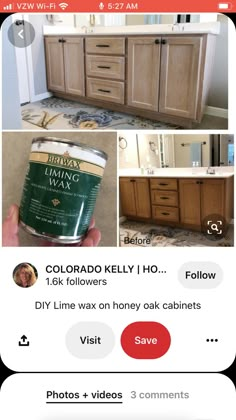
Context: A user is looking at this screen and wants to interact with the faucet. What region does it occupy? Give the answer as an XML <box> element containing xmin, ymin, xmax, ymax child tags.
<box><xmin>146</xmin><ymin>166</ymin><xmax>154</xmax><ymax>175</ymax></box>
<box><xmin>206</xmin><ymin>166</ymin><xmax>215</xmax><ymax>175</ymax></box>
<box><xmin>81</xmin><ymin>25</ymin><xmax>88</xmax><ymax>34</ymax></box>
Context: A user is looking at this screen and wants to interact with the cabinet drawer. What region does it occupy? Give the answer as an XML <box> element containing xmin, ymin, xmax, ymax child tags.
<box><xmin>151</xmin><ymin>190</ymin><xmax>178</xmax><ymax>207</ymax></box>
<box><xmin>152</xmin><ymin>206</ymin><xmax>179</xmax><ymax>222</ymax></box>
<box><xmin>150</xmin><ymin>178</ymin><xmax>178</xmax><ymax>191</ymax></box>
<box><xmin>86</xmin><ymin>37</ymin><xmax>125</xmax><ymax>55</ymax></box>
<box><xmin>86</xmin><ymin>55</ymin><xmax>125</xmax><ymax>80</ymax></box>
<box><xmin>86</xmin><ymin>77</ymin><xmax>124</xmax><ymax>104</ymax></box>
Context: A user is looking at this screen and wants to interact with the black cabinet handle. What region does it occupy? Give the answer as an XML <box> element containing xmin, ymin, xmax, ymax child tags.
<box><xmin>97</xmin><ymin>65</ymin><xmax>111</xmax><ymax>69</ymax></box>
<box><xmin>58</xmin><ymin>39</ymin><xmax>66</xmax><ymax>43</ymax></box>
<box><xmin>159</xmin><ymin>183</ymin><xmax>168</xmax><ymax>186</ymax></box>
<box><xmin>98</xmin><ymin>89</ymin><xmax>111</xmax><ymax>93</ymax></box>
<box><xmin>58</xmin><ymin>39</ymin><xmax>62</xmax><ymax>42</ymax></box>
<box><xmin>161</xmin><ymin>212</ymin><xmax>170</xmax><ymax>216</ymax></box>
<box><xmin>160</xmin><ymin>197</ymin><xmax>169</xmax><ymax>200</ymax></box>
<box><xmin>155</xmin><ymin>39</ymin><xmax>160</xmax><ymax>44</ymax></box>
<box><xmin>96</xmin><ymin>44</ymin><xmax>110</xmax><ymax>47</ymax></box>
<box><xmin>196</xmin><ymin>181</ymin><xmax>203</xmax><ymax>184</ymax></box>
<box><xmin>161</xmin><ymin>39</ymin><xmax>167</xmax><ymax>45</ymax></box>
<box><xmin>130</xmin><ymin>180</ymin><xmax>136</xmax><ymax>182</ymax></box>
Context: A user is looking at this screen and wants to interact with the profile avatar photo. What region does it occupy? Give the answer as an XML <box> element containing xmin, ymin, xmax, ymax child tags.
<box><xmin>13</xmin><ymin>263</ymin><xmax>38</xmax><ymax>288</ymax></box>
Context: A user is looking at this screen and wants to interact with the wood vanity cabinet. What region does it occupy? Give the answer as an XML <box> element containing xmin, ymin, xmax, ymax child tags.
<box><xmin>150</xmin><ymin>178</ymin><xmax>179</xmax><ymax>223</ymax></box>
<box><xmin>127</xmin><ymin>36</ymin><xmax>203</xmax><ymax>119</ymax></box>
<box><xmin>45</xmin><ymin>36</ymin><xmax>85</xmax><ymax>96</ymax></box>
<box><xmin>120</xmin><ymin>176</ymin><xmax>233</xmax><ymax>230</ymax></box>
<box><xmin>120</xmin><ymin>178</ymin><xmax>151</xmax><ymax>219</ymax></box>
<box><xmin>86</xmin><ymin>37</ymin><xmax>125</xmax><ymax>104</ymax></box>
<box><xmin>44</xmin><ymin>33</ymin><xmax>216</xmax><ymax>127</ymax></box>
<box><xmin>127</xmin><ymin>37</ymin><xmax>161</xmax><ymax>111</ymax></box>
<box><xmin>179</xmin><ymin>178</ymin><xmax>233</xmax><ymax>227</ymax></box>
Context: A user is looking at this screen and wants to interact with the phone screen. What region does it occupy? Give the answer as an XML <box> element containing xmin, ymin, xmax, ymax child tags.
<box><xmin>0</xmin><ymin>2</ymin><xmax>235</xmax><ymax>419</ymax></box>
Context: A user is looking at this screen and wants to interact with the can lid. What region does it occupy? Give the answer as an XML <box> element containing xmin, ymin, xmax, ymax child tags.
<box><xmin>32</xmin><ymin>137</ymin><xmax>108</xmax><ymax>161</ymax></box>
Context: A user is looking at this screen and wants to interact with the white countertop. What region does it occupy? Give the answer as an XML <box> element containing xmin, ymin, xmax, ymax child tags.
<box><xmin>43</xmin><ymin>22</ymin><xmax>220</xmax><ymax>36</ymax></box>
<box><xmin>119</xmin><ymin>167</ymin><xmax>234</xmax><ymax>179</ymax></box>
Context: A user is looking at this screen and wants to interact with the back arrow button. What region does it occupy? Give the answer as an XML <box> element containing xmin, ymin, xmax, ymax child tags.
<box><xmin>18</xmin><ymin>29</ymin><xmax>24</xmax><ymax>39</ymax></box>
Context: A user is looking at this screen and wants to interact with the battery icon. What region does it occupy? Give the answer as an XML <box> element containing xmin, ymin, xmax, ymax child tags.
<box><xmin>218</xmin><ymin>3</ymin><xmax>232</xmax><ymax>9</ymax></box>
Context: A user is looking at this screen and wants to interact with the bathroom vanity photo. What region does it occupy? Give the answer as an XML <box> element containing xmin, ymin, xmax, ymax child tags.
<box><xmin>2</xmin><ymin>13</ymin><xmax>229</xmax><ymax>130</ymax></box>
<box><xmin>119</xmin><ymin>134</ymin><xmax>234</xmax><ymax>247</ymax></box>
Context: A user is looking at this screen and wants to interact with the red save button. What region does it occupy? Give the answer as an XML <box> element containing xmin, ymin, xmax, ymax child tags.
<box><xmin>121</xmin><ymin>322</ymin><xmax>171</xmax><ymax>359</ymax></box>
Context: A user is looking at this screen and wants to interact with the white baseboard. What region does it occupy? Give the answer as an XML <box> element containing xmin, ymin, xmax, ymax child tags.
<box><xmin>119</xmin><ymin>216</ymin><xmax>127</xmax><ymax>224</ymax></box>
<box><xmin>205</xmin><ymin>106</ymin><xmax>228</xmax><ymax>119</ymax></box>
<box><xmin>31</xmin><ymin>92</ymin><xmax>53</xmax><ymax>103</ymax></box>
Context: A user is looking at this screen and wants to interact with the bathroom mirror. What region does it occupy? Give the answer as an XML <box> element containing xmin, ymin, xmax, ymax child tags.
<box><xmin>119</xmin><ymin>134</ymin><xmax>234</xmax><ymax>169</ymax></box>
<box><xmin>74</xmin><ymin>13</ymin><xmax>218</xmax><ymax>28</ymax></box>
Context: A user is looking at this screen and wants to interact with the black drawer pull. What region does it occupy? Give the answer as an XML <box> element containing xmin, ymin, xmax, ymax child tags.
<box><xmin>58</xmin><ymin>39</ymin><xmax>62</xmax><ymax>42</ymax></box>
<box><xmin>130</xmin><ymin>180</ymin><xmax>136</xmax><ymax>182</ymax></box>
<box><xmin>160</xmin><ymin>197</ymin><xmax>169</xmax><ymax>200</ymax></box>
<box><xmin>96</xmin><ymin>44</ymin><xmax>110</xmax><ymax>47</ymax></box>
<box><xmin>161</xmin><ymin>39</ymin><xmax>167</xmax><ymax>45</ymax></box>
<box><xmin>58</xmin><ymin>39</ymin><xmax>66</xmax><ymax>43</ymax></box>
<box><xmin>97</xmin><ymin>65</ymin><xmax>111</xmax><ymax>69</ymax></box>
<box><xmin>98</xmin><ymin>88</ymin><xmax>111</xmax><ymax>93</ymax></box>
<box><xmin>159</xmin><ymin>183</ymin><xmax>168</xmax><ymax>186</ymax></box>
<box><xmin>161</xmin><ymin>212</ymin><xmax>170</xmax><ymax>216</ymax></box>
<box><xmin>155</xmin><ymin>39</ymin><xmax>160</xmax><ymax>44</ymax></box>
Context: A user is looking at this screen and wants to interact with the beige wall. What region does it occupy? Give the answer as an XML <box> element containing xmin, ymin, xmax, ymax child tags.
<box><xmin>119</xmin><ymin>132</ymin><xmax>139</xmax><ymax>169</ymax></box>
<box><xmin>208</xmin><ymin>14</ymin><xmax>228</xmax><ymax>109</ymax></box>
<box><xmin>174</xmin><ymin>134</ymin><xmax>210</xmax><ymax>167</ymax></box>
<box><xmin>2</xmin><ymin>132</ymin><xmax>117</xmax><ymax>247</ymax></box>
<box><xmin>125</xmin><ymin>15</ymin><xmax>145</xmax><ymax>25</ymax></box>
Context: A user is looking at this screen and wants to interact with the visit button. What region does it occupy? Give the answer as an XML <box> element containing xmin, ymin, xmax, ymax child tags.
<box><xmin>121</xmin><ymin>322</ymin><xmax>171</xmax><ymax>359</ymax></box>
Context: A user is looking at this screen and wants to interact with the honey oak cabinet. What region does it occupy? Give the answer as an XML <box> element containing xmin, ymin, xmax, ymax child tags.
<box><xmin>179</xmin><ymin>178</ymin><xmax>233</xmax><ymax>227</ymax></box>
<box><xmin>120</xmin><ymin>176</ymin><xmax>233</xmax><ymax>230</ymax></box>
<box><xmin>120</xmin><ymin>178</ymin><xmax>151</xmax><ymax>219</ymax></box>
<box><xmin>179</xmin><ymin>179</ymin><xmax>202</xmax><ymax>226</ymax></box>
<box><xmin>45</xmin><ymin>37</ymin><xmax>85</xmax><ymax>96</ymax></box>
<box><xmin>150</xmin><ymin>178</ymin><xmax>179</xmax><ymax>223</ymax></box>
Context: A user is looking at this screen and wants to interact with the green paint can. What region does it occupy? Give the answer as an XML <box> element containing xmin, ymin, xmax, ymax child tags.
<box><xmin>19</xmin><ymin>137</ymin><xmax>108</xmax><ymax>244</ymax></box>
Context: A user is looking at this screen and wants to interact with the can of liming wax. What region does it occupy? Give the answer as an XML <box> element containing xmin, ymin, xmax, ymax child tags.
<box><xmin>19</xmin><ymin>137</ymin><xmax>108</xmax><ymax>244</ymax></box>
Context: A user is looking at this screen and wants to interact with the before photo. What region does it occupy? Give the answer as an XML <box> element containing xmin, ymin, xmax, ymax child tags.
<box><xmin>119</xmin><ymin>133</ymin><xmax>234</xmax><ymax>247</ymax></box>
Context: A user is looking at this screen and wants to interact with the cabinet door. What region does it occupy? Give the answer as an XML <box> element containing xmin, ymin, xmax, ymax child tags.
<box><xmin>179</xmin><ymin>179</ymin><xmax>201</xmax><ymax>226</ymax></box>
<box><xmin>120</xmin><ymin>178</ymin><xmax>137</xmax><ymax>216</ymax></box>
<box><xmin>45</xmin><ymin>37</ymin><xmax>65</xmax><ymax>92</ymax></box>
<box><xmin>201</xmin><ymin>179</ymin><xmax>225</xmax><ymax>220</ymax></box>
<box><xmin>64</xmin><ymin>37</ymin><xmax>85</xmax><ymax>96</ymax></box>
<box><xmin>134</xmin><ymin>178</ymin><xmax>151</xmax><ymax>218</ymax></box>
<box><xmin>159</xmin><ymin>37</ymin><xmax>202</xmax><ymax>119</ymax></box>
<box><xmin>127</xmin><ymin>37</ymin><xmax>161</xmax><ymax>111</ymax></box>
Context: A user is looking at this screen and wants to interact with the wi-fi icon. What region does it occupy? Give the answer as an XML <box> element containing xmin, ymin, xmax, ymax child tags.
<box><xmin>59</xmin><ymin>2</ymin><xmax>68</xmax><ymax>10</ymax></box>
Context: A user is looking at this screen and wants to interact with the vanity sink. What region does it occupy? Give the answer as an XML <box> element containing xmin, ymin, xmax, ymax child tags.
<box><xmin>119</xmin><ymin>168</ymin><xmax>234</xmax><ymax>178</ymax></box>
<box><xmin>43</xmin><ymin>22</ymin><xmax>220</xmax><ymax>36</ymax></box>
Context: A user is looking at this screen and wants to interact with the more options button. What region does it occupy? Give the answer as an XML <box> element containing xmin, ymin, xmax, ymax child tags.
<box><xmin>121</xmin><ymin>322</ymin><xmax>171</xmax><ymax>359</ymax></box>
